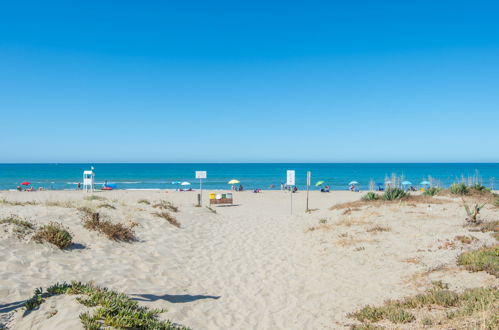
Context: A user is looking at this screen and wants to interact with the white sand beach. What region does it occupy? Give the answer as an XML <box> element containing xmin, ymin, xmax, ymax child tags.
<box><xmin>0</xmin><ymin>190</ymin><xmax>497</xmax><ymax>329</ymax></box>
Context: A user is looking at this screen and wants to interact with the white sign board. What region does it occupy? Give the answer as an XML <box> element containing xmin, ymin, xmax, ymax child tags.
<box><xmin>195</xmin><ymin>171</ymin><xmax>207</xmax><ymax>179</ymax></box>
<box><xmin>286</xmin><ymin>170</ymin><xmax>295</xmax><ymax>186</ymax></box>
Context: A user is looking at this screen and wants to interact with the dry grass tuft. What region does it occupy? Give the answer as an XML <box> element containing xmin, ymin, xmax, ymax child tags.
<box><xmin>82</xmin><ymin>212</ymin><xmax>136</xmax><ymax>241</ymax></box>
<box><xmin>84</xmin><ymin>195</ymin><xmax>106</xmax><ymax>201</ymax></box>
<box><xmin>349</xmin><ymin>282</ymin><xmax>498</xmax><ymax>329</ymax></box>
<box><xmin>98</xmin><ymin>203</ymin><xmax>116</xmax><ymax>210</ymax></box>
<box><xmin>0</xmin><ymin>198</ymin><xmax>38</xmax><ymax>206</ymax></box>
<box><xmin>366</xmin><ymin>225</ymin><xmax>391</xmax><ymax>233</ymax></box>
<box><xmin>335</xmin><ymin>218</ymin><xmax>371</xmax><ymax>227</ymax></box>
<box><xmin>306</xmin><ymin>208</ymin><xmax>319</xmax><ymax>213</ymax></box>
<box><xmin>330</xmin><ymin>195</ymin><xmax>449</xmax><ymax>211</ymax></box>
<box><xmin>138</xmin><ymin>199</ymin><xmax>150</xmax><ymax>205</ymax></box>
<box><xmin>336</xmin><ymin>236</ymin><xmax>378</xmax><ymax>247</ymax></box>
<box><xmin>153</xmin><ymin>200</ymin><xmax>179</xmax><ymax>212</ymax></box>
<box><xmin>152</xmin><ymin>212</ymin><xmax>181</xmax><ymax>228</ymax></box>
<box><xmin>454</xmin><ymin>235</ymin><xmax>477</xmax><ymax>244</ymax></box>
<box><xmin>33</xmin><ymin>222</ymin><xmax>73</xmax><ymax>249</ymax></box>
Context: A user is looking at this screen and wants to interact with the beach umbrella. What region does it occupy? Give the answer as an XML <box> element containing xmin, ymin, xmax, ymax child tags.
<box><xmin>402</xmin><ymin>181</ymin><xmax>412</xmax><ymax>185</ymax></box>
<box><xmin>228</xmin><ymin>179</ymin><xmax>240</xmax><ymax>185</ymax></box>
<box><xmin>315</xmin><ymin>181</ymin><xmax>325</xmax><ymax>187</ymax></box>
<box><xmin>349</xmin><ymin>181</ymin><xmax>359</xmax><ymax>185</ymax></box>
<box><xmin>21</xmin><ymin>182</ymin><xmax>30</xmax><ymax>186</ymax></box>
<box><xmin>385</xmin><ymin>180</ymin><xmax>393</xmax><ymax>184</ymax></box>
<box><xmin>420</xmin><ymin>181</ymin><xmax>431</xmax><ymax>185</ymax></box>
<box><xmin>180</xmin><ymin>181</ymin><xmax>191</xmax><ymax>186</ymax></box>
<box><xmin>376</xmin><ymin>182</ymin><xmax>384</xmax><ymax>186</ymax></box>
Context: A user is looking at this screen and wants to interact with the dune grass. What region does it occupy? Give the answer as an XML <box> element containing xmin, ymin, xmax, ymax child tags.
<box><xmin>349</xmin><ymin>282</ymin><xmax>498</xmax><ymax>329</ymax></box>
<box><xmin>457</xmin><ymin>245</ymin><xmax>498</xmax><ymax>277</ymax></box>
<box><xmin>97</xmin><ymin>203</ymin><xmax>116</xmax><ymax>210</ymax></box>
<box><xmin>330</xmin><ymin>194</ymin><xmax>447</xmax><ymax>211</ymax></box>
<box><xmin>152</xmin><ymin>212</ymin><xmax>181</xmax><ymax>228</ymax></box>
<box><xmin>33</xmin><ymin>222</ymin><xmax>73</xmax><ymax>249</ymax></box>
<box><xmin>153</xmin><ymin>200</ymin><xmax>179</xmax><ymax>212</ymax></box>
<box><xmin>82</xmin><ymin>212</ymin><xmax>136</xmax><ymax>242</ymax></box>
<box><xmin>24</xmin><ymin>281</ymin><xmax>189</xmax><ymax>329</ymax></box>
<box><xmin>84</xmin><ymin>195</ymin><xmax>106</xmax><ymax>201</ymax></box>
<box><xmin>0</xmin><ymin>198</ymin><xmax>38</xmax><ymax>206</ymax></box>
<box><xmin>0</xmin><ymin>215</ymin><xmax>34</xmax><ymax>230</ymax></box>
<box><xmin>138</xmin><ymin>199</ymin><xmax>150</xmax><ymax>205</ymax></box>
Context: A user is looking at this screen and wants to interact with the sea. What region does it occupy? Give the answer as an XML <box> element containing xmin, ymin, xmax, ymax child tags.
<box><xmin>0</xmin><ymin>163</ymin><xmax>498</xmax><ymax>191</ymax></box>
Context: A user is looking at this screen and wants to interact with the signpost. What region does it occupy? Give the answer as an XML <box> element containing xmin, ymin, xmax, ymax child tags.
<box><xmin>306</xmin><ymin>171</ymin><xmax>311</xmax><ymax>212</ymax></box>
<box><xmin>195</xmin><ymin>171</ymin><xmax>207</xmax><ymax>206</ymax></box>
<box><xmin>287</xmin><ymin>170</ymin><xmax>295</xmax><ymax>214</ymax></box>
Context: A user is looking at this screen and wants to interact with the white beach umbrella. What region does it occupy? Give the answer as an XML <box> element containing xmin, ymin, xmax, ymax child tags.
<box><xmin>180</xmin><ymin>182</ymin><xmax>191</xmax><ymax>186</ymax></box>
<box><xmin>349</xmin><ymin>181</ymin><xmax>359</xmax><ymax>185</ymax></box>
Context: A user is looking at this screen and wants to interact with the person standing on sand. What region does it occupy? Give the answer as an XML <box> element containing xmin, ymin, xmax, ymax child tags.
<box><xmin>77</xmin><ymin>182</ymin><xmax>81</xmax><ymax>190</ymax></box>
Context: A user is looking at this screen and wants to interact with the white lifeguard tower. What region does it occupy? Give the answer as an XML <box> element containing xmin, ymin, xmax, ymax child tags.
<box><xmin>83</xmin><ymin>168</ymin><xmax>95</xmax><ymax>193</ymax></box>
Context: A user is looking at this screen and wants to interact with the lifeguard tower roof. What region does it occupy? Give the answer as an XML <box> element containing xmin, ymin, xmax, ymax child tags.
<box><xmin>83</xmin><ymin>170</ymin><xmax>93</xmax><ymax>174</ymax></box>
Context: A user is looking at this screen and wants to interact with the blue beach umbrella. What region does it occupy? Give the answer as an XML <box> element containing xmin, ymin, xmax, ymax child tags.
<box><xmin>402</xmin><ymin>181</ymin><xmax>412</xmax><ymax>185</ymax></box>
<box><xmin>420</xmin><ymin>181</ymin><xmax>431</xmax><ymax>185</ymax></box>
<box><xmin>349</xmin><ymin>181</ymin><xmax>359</xmax><ymax>185</ymax></box>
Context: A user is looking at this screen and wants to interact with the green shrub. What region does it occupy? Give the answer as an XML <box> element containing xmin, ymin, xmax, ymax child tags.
<box><xmin>24</xmin><ymin>282</ymin><xmax>188</xmax><ymax>329</ymax></box>
<box><xmin>382</xmin><ymin>188</ymin><xmax>407</xmax><ymax>200</ymax></box>
<box><xmin>457</xmin><ymin>245</ymin><xmax>498</xmax><ymax>277</ymax></box>
<box><xmin>362</xmin><ymin>192</ymin><xmax>379</xmax><ymax>201</ymax></box>
<box><xmin>423</xmin><ymin>187</ymin><xmax>442</xmax><ymax>196</ymax></box>
<box><xmin>450</xmin><ymin>183</ymin><xmax>468</xmax><ymax>195</ymax></box>
<box><xmin>33</xmin><ymin>222</ymin><xmax>73</xmax><ymax>249</ymax></box>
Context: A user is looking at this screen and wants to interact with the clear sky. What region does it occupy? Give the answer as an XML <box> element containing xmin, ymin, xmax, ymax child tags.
<box><xmin>1</xmin><ymin>1</ymin><xmax>498</xmax><ymax>163</ymax></box>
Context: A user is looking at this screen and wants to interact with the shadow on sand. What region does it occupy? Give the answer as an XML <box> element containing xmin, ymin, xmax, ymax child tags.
<box><xmin>132</xmin><ymin>293</ymin><xmax>220</xmax><ymax>304</ymax></box>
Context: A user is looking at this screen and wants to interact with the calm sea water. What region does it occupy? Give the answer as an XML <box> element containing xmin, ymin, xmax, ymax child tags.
<box><xmin>0</xmin><ymin>163</ymin><xmax>498</xmax><ymax>191</ymax></box>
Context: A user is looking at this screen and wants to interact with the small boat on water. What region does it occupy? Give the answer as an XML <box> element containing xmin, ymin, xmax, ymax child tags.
<box><xmin>101</xmin><ymin>183</ymin><xmax>117</xmax><ymax>190</ymax></box>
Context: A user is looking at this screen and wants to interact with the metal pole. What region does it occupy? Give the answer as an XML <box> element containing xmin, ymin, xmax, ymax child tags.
<box><xmin>290</xmin><ymin>188</ymin><xmax>293</xmax><ymax>215</ymax></box>
<box><xmin>306</xmin><ymin>171</ymin><xmax>310</xmax><ymax>212</ymax></box>
<box><xmin>199</xmin><ymin>179</ymin><xmax>203</xmax><ymax>206</ymax></box>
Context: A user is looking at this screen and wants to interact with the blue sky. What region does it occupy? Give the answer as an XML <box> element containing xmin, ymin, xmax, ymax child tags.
<box><xmin>1</xmin><ymin>1</ymin><xmax>498</xmax><ymax>162</ymax></box>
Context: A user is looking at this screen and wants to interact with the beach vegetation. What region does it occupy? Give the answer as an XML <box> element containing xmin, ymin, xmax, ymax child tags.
<box><xmin>451</xmin><ymin>183</ymin><xmax>469</xmax><ymax>195</ymax></box>
<box><xmin>44</xmin><ymin>200</ymin><xmax>76</xmax><ymax>208</ymax></box>
<box><xmin>462</xmin><ymin>200</ymin><xmax>486</xmax><ymax>224</ymax></box>
<box><xmin>382</xmin><ymin>188</ymin><xmax>407</xmax><ymax>201</ymax></box>
<box><xmin>0</xmin><ymin>198</ymin><xmax>38</xmax><ymax>206</ymax></box>
<box><xmin>457</xmin><ymin>245</ymin><xmax>498</xmax><ymax>277</ymax></box>
<box><xmin>0</xmin><ymin>215</ymin><xmax>35</xmax><ymax>230</ymax></box>
<box><xmin>423</xmin><ymin>187</ymin><xmax>442</xmax><ymax>196</ymax></box>
<box><xmin>82</xmin><ymin>212</ymin><xmax>136</xmax><ymax>241</ymax></box>
<box><xmin>97</xmin><ymin>203</ymin><xmax>116</xmax><ymax>210</ymax></box>
<box><xmin>138</xmin><ymin>199</ymin><xmax>150</xmax><ymax>205</ymax></box>
<box><xmin>153</xmin><ymin>200</ymin><xmax>179</xmax><ymax>212</ymax></box>
<box><xmin>366</xmin><ymin>225</ymin><xmax>391</xmax><ymax>233</ymax></box>
<box><xmin>349</xmin><ymin>282</ymin><xmax>498</xmax><ymax>328</ymax></box>
<box><xmin>362</xmin><ymin>192</ymin><xmax>379</xmax><ymax>201</ymax></box>
<box><xmin>84</xmin><ymin>195</ymin><xmax>106</xmax><ymax>201</ymax></box>
<box><xmin>319</xmin><ymin>218</ymin><xmax>328</xmax><ymax>224</ymax></box>
<box><xmin>468</xmin><ymin>220</ymin><xmax>499</xmax><ymax>241</ymax></box>
<box><xmin>24</xmin><ymin>281</ymin><xmax>189</xmax><ymax>329</ymax></box>
<box><xmin>152</xmin><ymin>212</ymin><xmax>181</xmax><ymax>228</ymax></box>
<box><xmin>33</xmin><ymin>222</ymin><xmax>73</xmax><ymax>249</ymax></box>
<box><xmin>454</xmin><ymin>235</ymin><xmax>477</xmax><ymax>244</ymax></box>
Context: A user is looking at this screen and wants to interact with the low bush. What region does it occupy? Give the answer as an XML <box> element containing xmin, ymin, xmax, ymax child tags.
<box><xmin>349</xmin><ymin>282</ymin><xmax>498</xmax><ymax>328</ymax></box>
<box><xmin>457</xmin><ymin>245</ymin><xmax>498</xmax><ymax>277</ymax></box>
<box><xmin>33</xmin><ymin>222</ymin><xmax>73</xmax><ymax>249</ymax></box>
<box><xmin>382</xmin><ymin>188</ymin><xmax>407</xmax><ymax>201</ymax></box>
<box><xmin>451</xmin><ymin>183</ymin><xmax>468</xmax><ymax>195</ymax></box>
<box><xmin>24</xmin><ymin>282</ymin><xmax>188</xmax><ymax>329</ymax></box>
<box><xmin>84</xmin><ymin>195</ymin><xmax>106</xmax><ymax>201</ymax></box>
<box><xmin>423</xmin><ymin>187</ymin><xmax>442</xmax><ymax>196</ymax></box>
<box><xmin>0</xmin><ymin>215</ymin><xmax>34</xmax><ymax>230</ymax></box>
<box><xmin>152</xmin><ymin>212</ymin><xmax>181</xmax><ymax>228</ymax></box>
<box><xmin>153</xmin><ymin>200</ymin><xmax>179</xmax><ymax>212</ymax></box>
<box><xmin>82</xmin><ymin>212</ymin><xmax>136</xmax><ymax>242</ymax></box>
<box><xmin>138</xmin><ymin>199</ymin><xmax>150</xmax><ymax>205</ymax></box>
<box><xmin>97</xmin><ymin>203</ymin><xmax>116</xmax><ymax>210</ymax></box>
<box><xmin>362</xmin><ymin>192</ymin><xmax>379</xmax><ymax>201</ymax></box>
